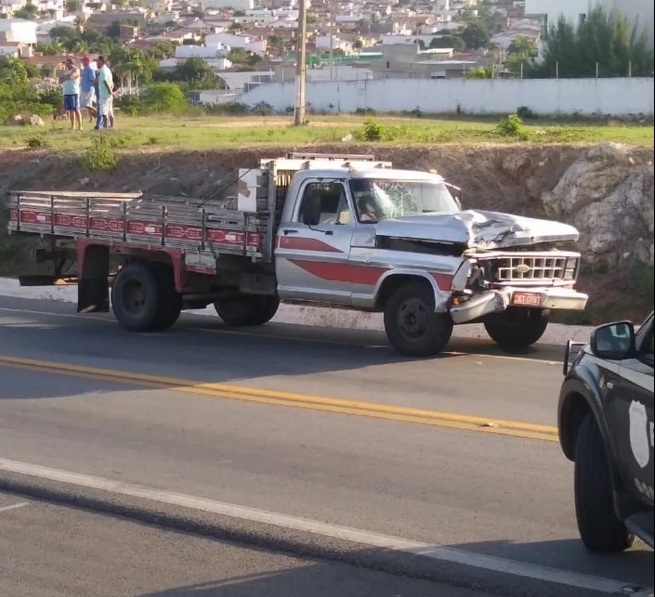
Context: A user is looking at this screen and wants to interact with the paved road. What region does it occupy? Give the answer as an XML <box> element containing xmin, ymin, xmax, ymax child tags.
<box><xmin>0</xmin><ymin>492</ymin><xmax>489</xmax><ymax>597</ymax></box>
<box><xmin>0</xmin><ymin>297</ymin><xmax>652</xmax><ymax>597</ymax></box>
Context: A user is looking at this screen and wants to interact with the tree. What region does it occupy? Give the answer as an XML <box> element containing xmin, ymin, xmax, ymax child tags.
<box><xmin>154</xmin><ymin>57</ymin><xmax>226</xmax><ymax>90</ymax></box>
<box><xmin>107</xmin><ymin>21</ymin><xmax>123</xmax><ymax>39</ymax></box>
<box><xmin>14</xmin><ymin>5</ymin><xmax>38</xmax><ymax>19</ymax></box>
<box><xmin>508</xmin><ymin>36</ymin><xmax>537</xmax><ymax>58</ymax></box>
<box><xmin>0</xmin><ymin>55</ymin><xmax>32</xmax><ymax>86</ymax></box>
<box><xmin>429</xmin><ymin>33</ymin><xmax>465</xmax><ymax>52</ymax></box>
<box><xmin>35</xmin><ymin>42</ymin><xmax>62</xmax><ymax>55</ymax></box>
<box><xmin>465</xmin><ymin>66</ymin><xmax>492</xmax><ymax>79</ymax></box>
<box><xmin>532</xmin><ymin>6</ymin><xmax>653</xmax><ymax>78</ymax></box>
<box><xmin>149</xmin><ymin>41</ymin><xmax>176</xmax><ymax>60</ymax></box>
<box><xmin>462</xmin><ymin>21</ymin><xmax>491</xmax><ymax>49</ymax></box>
<box><xmin>267</xmin><ymin>35</ymin><xmax>284</xmax><ymax>50</ymax></box>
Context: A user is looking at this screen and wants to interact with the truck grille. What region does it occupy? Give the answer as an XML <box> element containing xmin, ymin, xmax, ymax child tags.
<box><xmin>494</xmin><ymin>255</ymin><xmax>573</xmax><ymax>283</ymax></box>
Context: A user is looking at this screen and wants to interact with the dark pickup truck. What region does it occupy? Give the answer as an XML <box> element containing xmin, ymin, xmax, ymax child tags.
<box><xmin>558</xmin><ymin>311</ymin><xmax>654</xmax><ymax>552</ymax></box>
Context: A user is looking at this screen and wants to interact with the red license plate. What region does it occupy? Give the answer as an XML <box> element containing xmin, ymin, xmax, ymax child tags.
<box><xmin>512</xmin><ymin>292</ymin><xmax>542</xmax><ymax>306</ymax></box>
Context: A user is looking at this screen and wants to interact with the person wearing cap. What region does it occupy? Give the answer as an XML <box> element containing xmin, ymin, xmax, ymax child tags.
<box><xmin>80</xmin><ymin>55</ymin><xmax>97</xmax><ymax>123</ymax></box>
<box><xmin>59</xmin><ymin>57</ymin><xmax>82</xmax><ymax>131</ymax></box>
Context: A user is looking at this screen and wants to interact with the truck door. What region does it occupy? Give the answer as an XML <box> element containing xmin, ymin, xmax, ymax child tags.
<box><xmin>275</xmin><ymin>180</ymin><xmax>356</xmax><ymax>305</ymax></box>
<box><xmin>609</xmin><ymin>315</ymin><xmax>654</xmax><ymax>506</ymax></box>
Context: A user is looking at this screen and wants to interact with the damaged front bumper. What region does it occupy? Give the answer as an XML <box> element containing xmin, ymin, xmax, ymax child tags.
<box><xmin>449</xmin><ymin>287</ymin><xmax>589</xmax><ymax>325</ymax></box>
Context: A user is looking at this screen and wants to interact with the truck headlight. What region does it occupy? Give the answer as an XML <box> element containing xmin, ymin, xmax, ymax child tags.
<box><xmin>564</xmin><ymin>258</ymin><xmax>579</xmax><ymax>281</ymax></box>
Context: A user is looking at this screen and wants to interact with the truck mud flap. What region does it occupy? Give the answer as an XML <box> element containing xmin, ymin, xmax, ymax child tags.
<box><xmin>78</xmin><ymin>277</ymin><xmax>109</xmax><ymax>313</ymax></box>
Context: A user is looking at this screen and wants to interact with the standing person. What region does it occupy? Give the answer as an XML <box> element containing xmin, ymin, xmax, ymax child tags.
<box><xmin>95</xmin><ymin>55</ymin><xmax>114</xmax><ymax>130</ymax></box>
<box><xmin>59</xmin><ymin>57</ymin><xmax>83</xmax><ymax>131</ymax></box>
<box><xmin>80</xmin><ymin>55</ymin><xmax>97</xmax><ymax>124</ymax></box>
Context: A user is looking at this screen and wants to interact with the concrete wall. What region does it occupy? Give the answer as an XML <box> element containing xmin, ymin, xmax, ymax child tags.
<box><xmin>239</xmin><ymin>77</ymin><xmax>655</xmax><ymax>116</ymax></box>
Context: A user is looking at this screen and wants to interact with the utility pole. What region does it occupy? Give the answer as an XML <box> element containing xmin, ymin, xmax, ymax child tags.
<box><xmin>329</xmin><ymin>0</ymin><xmax>334</xmax><ymax>82</ymax></box>
<box><xmin>294</xmin><ymin>0</ymin><xmax>308</xmax><ymax>126</ymax></box>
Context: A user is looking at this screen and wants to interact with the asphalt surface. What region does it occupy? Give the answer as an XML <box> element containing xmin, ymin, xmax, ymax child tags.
<box><xmin>0</xmin><ymin>492</ymin><xmax>489</xmax><ymax>597</ymax></box>
<box><xmin>0</xmin><ymin>296</ymin><xmax>653</xmax><ymax>597</ymax></box>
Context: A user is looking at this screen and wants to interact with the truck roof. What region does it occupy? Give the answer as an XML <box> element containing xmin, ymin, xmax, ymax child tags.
<box><xmin>263</xmin><ymin>154</ymin><xmax>446</xmax><ymax>184</ymax></box>
<box><xmin>291</xmin><ymin>167</ymin><xmax>446</xmax><ymax>184</ymax></box>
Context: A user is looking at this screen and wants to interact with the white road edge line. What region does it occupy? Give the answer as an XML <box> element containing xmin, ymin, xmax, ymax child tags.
<box><xmin>0</xmin><ymin>306</ymin><xmax>561</xmax><ymax>365</ymax></box>
<box><xmin>0</xmin><ymin>457</ymin><xmax>647</xmax><ymax>595</ymax></box>
<box><xmin>0</xmin><ymin>501</ymin><xmax>29</xmax><ymax>513</ymax></box>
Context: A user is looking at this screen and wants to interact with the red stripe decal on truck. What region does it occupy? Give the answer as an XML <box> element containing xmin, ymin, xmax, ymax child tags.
<box><xmin>289</xmin><ymin>260</ymin><xmax>386</xmax><ymax>285</ymax></box>
<box><xmin>290</xmin><ymin>260</ymin><xmax>455</xmax><ymax>290</ymax></box>
<box><xmin>276</xmin><ymin>236</ymin><xmax>343</xmax><ymax>253</ymax></box>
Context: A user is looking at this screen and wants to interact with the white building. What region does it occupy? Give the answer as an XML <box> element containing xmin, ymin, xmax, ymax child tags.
<box><xmin>159</xmin><ymin>56</ymin><xmax>233</xmax><ymax>70</ymax></box>
<box><xmin>201</xmin><ymin>0</ymin><xmax>254</xmax><ymax>10</ymax></box>
<box><xmin>314</xmin><ymin>35</ymin><xmax>352</xmax><ymax>53</ymax></box>
<box><xmin>175</xmin><ymin>42</ymin><xmax>230</xmax><ymax>58</ymax></box>
<box><xmin>0</xmin><ymin>17</ymin><xmax>37</xmax><ymax>43</ymax></box>
<box><xmin>0</xmin><ymin>44</ymin><xmax>20</xmax><ymax>56</ymax></box>
<box><xmin>205</xmin><ymin>32</ymin><xmax>267</xmax><ymax>54</ymax></box>
<box><xmin>525</xmin><ymin>0</ymin><xmax>654</xmax><ymax>45</ymax></box>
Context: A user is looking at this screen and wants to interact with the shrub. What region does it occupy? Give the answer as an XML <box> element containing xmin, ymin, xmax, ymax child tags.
<box><xmin>26</xmin><ymin>135</ymin><xmax>47</xmax><ymax>149</ymax></box>
<box><xmin>75</xmin><ymin>136</ymin><xmax>117</xmax><ymax>171</ymax></box>
<box><xmin>252</xmin><ymin>101</ymin><xmax>274</xmax><ymax>116</ymax></box>
<box><xmin>361</xmin><ymin>119</ymin><xmax>384</xmax><ymax>141</ymax></box>
<box><xmin>204</xmin><ymin>101</ymin><xmax>250</xmax><ymax>115</ymax></box>
<box><xmin>516</xmin><ymin>106</ymin><xmax>538</xmax><ymax>119</ymax></box>
<box><xmin>140</xmin><ymin>82</ymin><xmax>187</xmax><ymax>114</ymax></box>
<box><xmin>494</xmin><ymin>113</ymin><xmax>527</xmax><ymax>138</ymax></box>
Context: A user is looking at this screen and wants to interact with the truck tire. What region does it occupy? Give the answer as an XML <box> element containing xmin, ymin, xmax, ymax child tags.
<box><xmin>484</xmin><ymin>308</ymin><xmax>549</xmax><ymax>349</ymax></box>
<box><xmin>214</xmin><ymin>295</ymin><xmax>280</xmax><ymax>326</ymax></box>
<box><xmin>150</xmin><ymin>262</ymin><xmax>182</xmax><ymax>331</ymax></box>
<box><xmin>574</xmin><ymin>414</ymin><xmax>635</xmax><ymax>552</ymax></box>
<box><xmin>384</xmin><ymin>281</ymin><xmax>453</xmax><ymax>357</ymax></box>
<box><xmin>111</xmin><ymin>261</ymin><xmax>167</xmax><ymax>332</ymax></box>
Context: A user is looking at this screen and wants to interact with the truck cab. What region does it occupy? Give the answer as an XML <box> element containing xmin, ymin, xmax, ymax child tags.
<box><xmin>264</xmin><ymin>155</ymin><xmax>588</xmax><ymax>356</ymax></box>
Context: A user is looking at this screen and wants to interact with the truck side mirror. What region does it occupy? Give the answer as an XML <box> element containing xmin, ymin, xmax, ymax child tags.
<box><xmin>590</xmin><ymin>321</ymin><xmax>636</xmax><ymax>361</ymax></box>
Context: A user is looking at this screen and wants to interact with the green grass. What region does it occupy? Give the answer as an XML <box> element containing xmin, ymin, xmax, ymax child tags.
<box><xmin>1</xmin><ymin>113</ymin><xmax>652</xmax><ymax>152</ymax></box>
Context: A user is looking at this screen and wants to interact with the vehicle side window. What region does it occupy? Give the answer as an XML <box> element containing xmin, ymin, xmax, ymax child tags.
<box><xmin>297</xmin><ymin>182</ymin><xmax>351</xmax><ymax>226</ymax></box>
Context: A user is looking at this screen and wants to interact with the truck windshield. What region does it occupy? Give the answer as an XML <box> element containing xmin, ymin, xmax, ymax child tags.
<box><xmin>349</xmin><ymin>178</ymin><xmax>460</xmax><ymax>223</ymax></box>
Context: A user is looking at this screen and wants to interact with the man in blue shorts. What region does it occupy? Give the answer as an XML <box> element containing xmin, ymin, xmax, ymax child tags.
<box><xmin>59</xmin><ymin>57</ymin><xmax>83</xmax><ymax>130</ymax></box>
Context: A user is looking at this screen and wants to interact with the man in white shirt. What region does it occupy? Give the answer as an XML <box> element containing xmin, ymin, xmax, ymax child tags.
<box><xmin>95</xmin><ymin>55</ymin><xmax>115</xmax><ymax>129</ymax></box>
<box><xmin>58</xmin><ymin>57</ymin><xmax>82</xmax><ymax>131</ymax></box>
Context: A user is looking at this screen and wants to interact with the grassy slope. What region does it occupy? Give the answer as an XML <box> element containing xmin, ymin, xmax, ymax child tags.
<box><xmin>1</xmin><ymin>114</ymin><xmax>653</xmax><ymax>151</ymax></box>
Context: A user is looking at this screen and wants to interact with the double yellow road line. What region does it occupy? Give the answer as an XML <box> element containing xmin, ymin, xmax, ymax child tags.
<box><xmin>0</xmin><ymin>354</ymin><xmax>559</xmax><ymax>442</ymax></box>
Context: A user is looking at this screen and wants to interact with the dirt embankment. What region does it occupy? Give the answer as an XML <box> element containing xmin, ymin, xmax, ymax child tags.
<box><xmin>1</xmin><ymin>143</ymin><xmax>653</xmax><ymax>324</ymax></box>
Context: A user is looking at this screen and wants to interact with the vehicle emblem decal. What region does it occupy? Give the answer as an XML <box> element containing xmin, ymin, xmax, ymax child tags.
<box><xmin>515</xmin><ymin>264</ymin><xmax>531</xmax><ymax>274</ymax></box>
<box><xmin>628</xmin><ymin>400</ymin><xmax>651</xmax><ymax>469</ymax></box>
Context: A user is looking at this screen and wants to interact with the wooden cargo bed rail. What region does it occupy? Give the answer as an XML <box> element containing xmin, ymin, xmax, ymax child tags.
<box><xmin>7</xmin><ymin>190</ymin><xmax>271</xmax><ymax>258</ymax></box>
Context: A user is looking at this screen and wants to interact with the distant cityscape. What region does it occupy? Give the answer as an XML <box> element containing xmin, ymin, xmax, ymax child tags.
<box><xmin>1</xmin><ymin>0</ymin><xmax>653</xmax><ymax>103</ymax></box>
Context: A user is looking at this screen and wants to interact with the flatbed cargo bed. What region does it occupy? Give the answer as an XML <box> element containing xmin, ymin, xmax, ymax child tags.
<box><xmin>7</xmin><ymin>190</ymin><xmax>270</xmax><ymax>260</ymax></box>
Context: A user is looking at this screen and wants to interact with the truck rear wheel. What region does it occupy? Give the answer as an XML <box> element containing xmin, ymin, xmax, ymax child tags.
<box><xmin>214</xmin><ymin>295</ymin><xmax>280</xmax><ymax>326</ymax></box>
<box><xmin>150</xmin><ymin>263</ymin><xmax>182</xmax><ymax>331</ymax></box>
<box><xmin>384</xmin><ymin>281</ymin><xmax>453</xmax><ymax>357</ymax></box>
<box><xmin>111</xmin><ymin>261</ymin><xmax>180</xmax><ymax>332</ymax></box>
<box><xmin>484</xmin><ymin>307</ymin><xmax>549</xmax><ymax>349</ymax></box>
<box><xmin>574</xmin><ymin>414</ymin><xmax>635</xmax><ymax>552</ymax></box>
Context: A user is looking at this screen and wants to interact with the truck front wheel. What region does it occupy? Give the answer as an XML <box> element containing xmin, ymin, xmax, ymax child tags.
<box><xmin>574</xmin><ymin>414</ymin><xmax>635</xmax><ymax>552</ymax></box>
<box><xmin>484</xmin><ymin>307</ymin><xmax>549</xmax><ymax>349</ymax></box>
<box><xmin>214</xmin><ymin>295</ymin><xmax>280</xmax><ymax>326</ymax></box>
<box><xmin>384</xmin><ymin>282</ymin><xmax>453</xmax><ymax>357</ymax></box>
